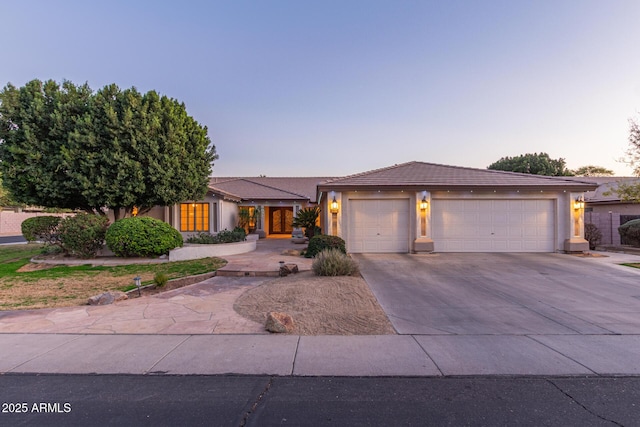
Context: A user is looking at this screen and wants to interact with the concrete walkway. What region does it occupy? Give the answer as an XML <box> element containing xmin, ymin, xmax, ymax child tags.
<box><xmin>2</xmin><ymin>245</ymin><xmax>640</xmax><ymax>377</ymax></box>
<box><xmin>0</xmin><ymin>238</ymin><xmax>311</xmax><ymax>334</ymax></box>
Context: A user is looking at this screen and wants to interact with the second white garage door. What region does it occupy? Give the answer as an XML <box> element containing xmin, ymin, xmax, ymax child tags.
<box><xmin>348</xmin><ymin>199</ymin><xmax>410</xmax><ymax>253</ymax></box>
<box><xmin>431</xmin><ymin>199</ymin><xmax>555</xmax><ymax>252</ymax></box>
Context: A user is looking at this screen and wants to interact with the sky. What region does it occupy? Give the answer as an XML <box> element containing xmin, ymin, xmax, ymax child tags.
<box><xmin>2</xmin><ymin>1</ymin><xmax>640</xmax><ymax>177</ymax></box>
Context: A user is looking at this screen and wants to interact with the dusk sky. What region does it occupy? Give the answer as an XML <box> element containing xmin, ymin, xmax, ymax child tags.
<box><xmin>2</xmin><ymin>1</ymin><xmax>640</xmax><ymax>177</ymax></box>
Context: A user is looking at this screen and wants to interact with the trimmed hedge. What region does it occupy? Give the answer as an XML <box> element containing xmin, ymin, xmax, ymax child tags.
<box><xmin>185</xmin><ymin>229</ymin><xmax>246</xmax><ymax>244</ymax></box>
<box><xmin>21</xmin><ymin>216</ymin><xmax>61</xmax><ymax>244</ymax></box>
<box><xmin>619</xmin><ymin>219</ymin><xmax>640</xmax><ymax>247</ymax></box>
<box><xmin>106</xmin><ymin>217</ymin><xmax>184</xmax><ymax>257</ymax></box>
<box><xmin>306</xmin><ymin>234</ymin><xmax>346</xmax><ymax>258</ymax></box>
<box><xmin>58</xmin><ymin>213</ymin><xmax>109</xmax><ymax>258</ymax></box>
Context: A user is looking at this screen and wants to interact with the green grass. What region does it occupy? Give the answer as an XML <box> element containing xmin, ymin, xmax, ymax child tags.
<box><xmin>0</xmin><ymin>243</ymin><xmax>227</xmax><ymax>310</ymax></box>
<box><xmin>622</xmin><ymin>263</ymin><xmax>640</xmax><ymax>269</ymax></box>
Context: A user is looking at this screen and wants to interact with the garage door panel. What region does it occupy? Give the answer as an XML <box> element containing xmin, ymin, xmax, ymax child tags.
<box><xmin>348</xmin><ymin>199</ymin><xmax>409</xmax><ymax>253</ymax></box>
<box><xmin>432</xmin><ymin>199</ymin><xmax>555</xmax><ymax>252</ymax></box>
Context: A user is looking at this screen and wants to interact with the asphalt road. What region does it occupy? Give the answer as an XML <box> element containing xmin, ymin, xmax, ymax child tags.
<box><xmin>0</xmin><ymin>375</ymin><xmax>638</xmax><ymax>426</ymax></box>
<box><xmin>0</xmin><ymin>235</ymin><xmax>26</xmax><ymax>245</ymax></box>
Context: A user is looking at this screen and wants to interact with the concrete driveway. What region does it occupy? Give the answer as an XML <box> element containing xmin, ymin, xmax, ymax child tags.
<box><xmin>355</xmin><ymin>252</ymin><xmax>640</xmax><ymax>336</ymax></box>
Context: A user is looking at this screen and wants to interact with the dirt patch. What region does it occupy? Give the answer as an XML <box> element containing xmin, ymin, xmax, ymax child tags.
<box><xmin>570</xmin><ymin>253</ymin><xmax>608</xmax><ymax>258</ymax></box>
<box><xmin>234</xmin><ymin>271</ymin><xmax>396</xmax><ymax>335</ymax></box>
<box><xmin>16</xmin><ymin>263</ymin><xmax>59</xmax><ymax>272</ymax></box>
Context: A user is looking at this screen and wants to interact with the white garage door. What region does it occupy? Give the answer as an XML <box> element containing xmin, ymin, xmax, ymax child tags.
<box><xmin>348</xmin><ymin>199</ymin><xmax>410</xmax><ymax>253</ymax></box>
<box><xmin>432</xmin><ymin>199</ymin><xmax>555</xmax><ymax>252</ymax></box>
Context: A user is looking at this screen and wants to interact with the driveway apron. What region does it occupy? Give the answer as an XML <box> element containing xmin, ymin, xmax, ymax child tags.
<box><xmin>354</xmin><ymin>252</ymin><xmax>640</xmax><ymax>336</ymax></box>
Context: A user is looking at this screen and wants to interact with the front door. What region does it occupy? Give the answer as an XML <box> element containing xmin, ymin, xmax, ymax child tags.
<box><xmin>270</xmin><ymin>207</ymin><xmax>294</xmax><ymax>234</ymax></box>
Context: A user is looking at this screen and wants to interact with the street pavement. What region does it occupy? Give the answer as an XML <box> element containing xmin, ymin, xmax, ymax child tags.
<box><xmin>0</xmin><ymin>234</ymin><xmax>26</xmax><ymax>245</ymax></box>
<box><xmin>2</xmin><ymin>374</ymin><xmax>639</xmax><ymax>426</ymax></box>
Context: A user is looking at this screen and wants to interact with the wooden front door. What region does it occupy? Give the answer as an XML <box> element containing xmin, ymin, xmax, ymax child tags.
<box><xmin>269</xmin><ymin>207</ymin><xmax>294</xmax><ymax>234</ymax></box>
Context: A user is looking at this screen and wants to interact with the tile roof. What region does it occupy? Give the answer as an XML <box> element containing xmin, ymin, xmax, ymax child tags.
<box><xmin>572</xmin><ymin>177</ymin><xmax>640</xmax><ymax>203</ymax></box>
<box><xmin>209</xmin><ymin>177</ymin><xmax>333</xmax><ymax>201</ymax></box>
<box><xmin>318</xmin><ymin>161</ymin><xmax>598</xmax><ymax>191</ymax></box>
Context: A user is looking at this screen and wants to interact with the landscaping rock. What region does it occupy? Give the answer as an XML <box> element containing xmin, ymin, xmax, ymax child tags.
<box><xmin>265</xmin><ymin>311</ymin><xmax>295</xmax><ymax>333</ymax></box>
<box><xmin>88</xmin><ymin>291</ymin><xmax>128</xmax><ymax>306</ymax></box>
<box><xmin>281</xmin><ymin>249</ymin><xmax>301</xmax><ymax>256</ymax></box>
<box><xmin>279</xmin><ymin>263</ymin><xmax>299</xmax><ymax>276</ymax></box>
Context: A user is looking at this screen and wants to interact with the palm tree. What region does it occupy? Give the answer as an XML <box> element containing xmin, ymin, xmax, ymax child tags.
<box><xmin>292</xmin><ymin>206</ymin><xmax>321</xmax><ymax>238</ymax></box>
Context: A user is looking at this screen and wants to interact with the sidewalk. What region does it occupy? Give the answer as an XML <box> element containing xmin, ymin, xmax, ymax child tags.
<box><xmin>2</xmin><ymin>245</ymin><xmax>640</xmax><ymax>377</ymax></box>
<box><xmin>2</xmin><ymin>332</ymin><xmax>640</xmax><ymax>376</ymax></box>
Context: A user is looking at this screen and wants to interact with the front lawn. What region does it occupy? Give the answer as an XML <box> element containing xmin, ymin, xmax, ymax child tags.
<box><xmin>0</xmin><ymin>244</ymin><xmax>226</xmax><ymax>310</ymax></box>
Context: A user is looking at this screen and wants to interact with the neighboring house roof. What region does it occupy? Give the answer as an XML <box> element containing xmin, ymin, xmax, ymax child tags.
<box><xmin>574</xmin><ymin>177</ymin><xmax>640</xmax><ymax>204</ymax></box>
<box><xmin>318</xmin><ymin>161</ymin><xmax>598</xmax><ymax>193</ymax></box>
<box><xmin>209</xmin><ymin>177</ymin><xmax>333</xmax><ymax>202</ymax></box>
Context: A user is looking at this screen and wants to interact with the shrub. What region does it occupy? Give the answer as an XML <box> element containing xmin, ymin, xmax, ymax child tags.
<box><xmin>186</xmin><ymin>229</ymin><xmax>246</xmax><ymax>244</ymax></box>
<box><xmin>584</xmin><ymin>223</ymin><xmax>602</xmax><ymax>250</ymax></box>
<box><xmin>306</xmin><ymin>234</ymin><xmax>346</xmax><ymax>258</ymax></box>
<box><xmin>106</xmin><ymin>217</ymin><xmax>183</xmax><ymax>257</ymax></box>
<box><xmin>154</xmin><ymin>272</ymin><xmax>169</xmax><ymax>287</ymax></box>
<box><xmin>21</xmin><ymin>216</ymin><xmax>61</xmax><ymax>244</ymax></box>
<box><xmin>619</xmin><ymin>219</ymin><xmax>640</xmax><ymax>247</ymax></box>
<box><xmin>312</xmin><ymin>248</ymin><xmax>360</xmax><ymax>276</ymax></box>
<box><xmin>292</xmin><ymin>207</ymin><xmax>321</xmax><ymax>238</ymax></box>
<box><xmin>186</xmin><ymin>232</ymin><xmax>218</xmax><ymax>244</ymax></box>
<box><xmin>58</xmin><ymin>213</ymin><xmax>109</xmax><ymax>258</ymax></box>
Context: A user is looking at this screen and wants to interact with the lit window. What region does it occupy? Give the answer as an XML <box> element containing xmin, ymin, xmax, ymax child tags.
<box><xmin>180</xmin><ymin>203</ymin><xmax>209</xmax><ymax>232</ymax></box>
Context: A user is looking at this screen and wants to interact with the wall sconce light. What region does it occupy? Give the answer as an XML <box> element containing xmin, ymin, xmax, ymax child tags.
<box><xmin>419</xmin><ymin>196</ymin><xmax>428</xmax><ymax>210</ymax></box>
<box><xmin>573</xmin><ymin>197</ymin><xmax>584</xmax><ymax>210</ymax></box>
<box><xmin>330</xmin><ymin>196</ymin><xmax>339</xmax><ymax>213</ymax></box>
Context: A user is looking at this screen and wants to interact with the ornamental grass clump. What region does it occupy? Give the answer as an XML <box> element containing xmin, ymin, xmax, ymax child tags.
<box><xmin>312</xmin><ymin>248</ymin><xmax>359</xmax><ymax>276</ymax></box>
<box><xmin>154</xmin><ymin>272</ymin><xmax>169</xmax><ymax>287</ymax></box>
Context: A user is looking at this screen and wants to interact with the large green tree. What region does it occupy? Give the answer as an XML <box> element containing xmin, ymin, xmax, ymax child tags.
<box><xmin>487</xmin><ymin>152</ymin><xmax>574</xmax><ymax>176</ymax></box>
<box><xmin>605</xmin><ymin>117</ymin><xmax>640</xmax><ymax>202</ymax></box>
<box><xmin>0</xmin><ymin>79</ymin><xmax>217</xmax><ymax>219</ymax></box>
<box><xmin>572</xmin><ymin>165</ymin><xmax>614</xmax><ymax>177</ymax></box>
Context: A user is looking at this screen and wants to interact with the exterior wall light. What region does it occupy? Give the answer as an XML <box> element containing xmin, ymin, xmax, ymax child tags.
<box><xmin>573</xmin><ymin>197</ymin><xmax>584</xmax><ymax>210</ymax></box>
<box><xmin>419</xmin><ymin>197</ymin><xmax>428</xmax><ymax>210</ymax></box>
<box><xmin>330</xmin><ymin>196</ymin><xmax>339</xmax><ymax>213</ymax></box>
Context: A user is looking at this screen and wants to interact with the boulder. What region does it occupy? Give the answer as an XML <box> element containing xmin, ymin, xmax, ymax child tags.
<box><xmin>88</xmin><ymin>291</ymin><xmax>128</xmax><ymax>306</ymax></box>
<box><xmin>279</xmin><ymin>263</ymin><xmax>299</xmax><ymax>276</ymax></box>
<box><xmin>265</xmin><ymin>311</ymin><xmax>295</xmax><ymax>333</ymax></box>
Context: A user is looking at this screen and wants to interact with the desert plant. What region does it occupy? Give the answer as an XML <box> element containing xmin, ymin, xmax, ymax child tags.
<box><xmin>584</xmin><ymin>223</ymin><xmax>602</xmax><ymax>250</ymax></box>
<box><xmin>21</xmin><ymin>216</ymin><xmax>62</xmax><ymax>245</ymax></box>
<box><xmin>154</xmin><ymin>272</ymin><xmax>169</xmax><ymax>287</ymax></box>
<box><xmin>58</xmin><ymin>213</ymin><xmax>109</xmax><ymax>258</ymax></box>
<box><xmin>292</xmin><ymin>206</ymin><xmax>321</xmax><ymax>238</ymax></box>
<box><xmin>237</xmin><ymin>206</ymin><xmax>262</xmax><ymax>233</ymax></box>
<box><xmin>312</xmin><ymin>248</ymin><xmax>360</xmax><ymax>276</ymax></box>
<box><xmin>306</xmin><ymin>234</ymin><xmax>346</xmax><ymax>258</ymax></box>
<box><xmin>618</xmin><ymin>219</ymin><xmax>640</xmax><ymax>247</ymax></box>
<box><xmin>106</xmin><ymin>217</ymin><xmax>183</xmax><ymax>257</ymax></box>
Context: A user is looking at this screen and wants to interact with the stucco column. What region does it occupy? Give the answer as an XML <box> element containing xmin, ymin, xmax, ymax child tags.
<box><xmin>413</xmin><ymin>191</ymin><xmax>434</xmax><ymax>253</ymax></box>
<box><xmin>329</xmin><ymin>192</ymin><xmax>342</xmax><ymax>237</ymax></box>
<box><xmin>564</xmin><ymin>192</ymin><xmax>589</xmax><ymax>253</ymax></box>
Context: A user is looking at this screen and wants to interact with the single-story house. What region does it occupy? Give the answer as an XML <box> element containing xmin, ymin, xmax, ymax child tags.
<box><xmin>316</xmin><ymin>162</ymin><xmax>596</xmax><ymax>253</ymax></box>
<box><xmin>163</xmin><ymin>176</ymin><xmax>332</xmax><ymax>237</ymax></box>
<box><xmin>150</xmin><ymin>161</ymin><xmax>597</xmax><ymax>253</ymax></box>
<box><xmin>580</xmin><ymin>177</ymin><xmax>640</xmax><ymax>245</ymax></box>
